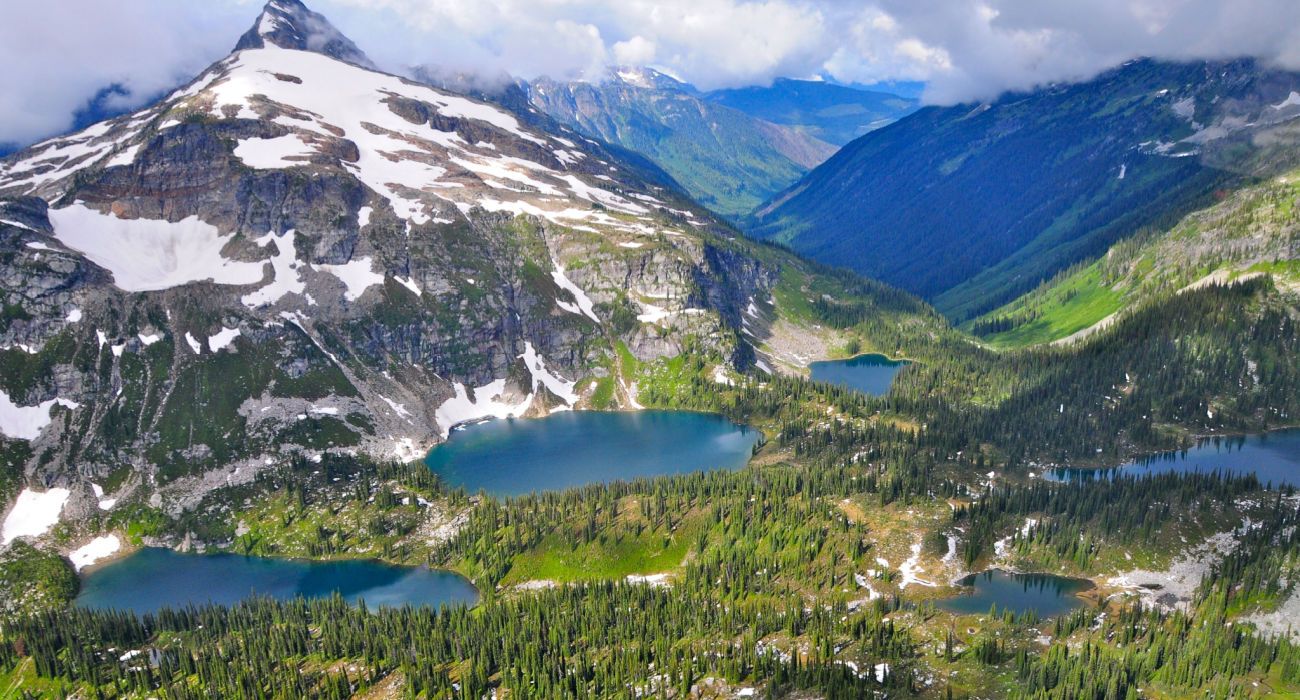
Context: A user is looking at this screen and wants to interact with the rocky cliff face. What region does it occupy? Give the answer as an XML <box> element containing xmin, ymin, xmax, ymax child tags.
<box><xmin>0</xmin><ymin>0</ymin><xmax>783</xmax><ymax>521</ymax></box>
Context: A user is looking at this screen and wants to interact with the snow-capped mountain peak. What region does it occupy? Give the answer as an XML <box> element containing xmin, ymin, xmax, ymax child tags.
<box><xmin>233</xmin><ymin>0</ymin><xmax>374</xmax><ymax>69</ymax></box>
<box><xmin>0</xmin><ymin>0</ymin><xmax>770</xmax><ymax>489</ymax></box>
<box><xmin>607</xmin><ymin>66</ymin><xmax>686</xmax><ymax>91</ymax></box>
<box><xmin>0</xmin><ymin>1</ymin><xmax>667</xmax><ymax>232</ymax></box>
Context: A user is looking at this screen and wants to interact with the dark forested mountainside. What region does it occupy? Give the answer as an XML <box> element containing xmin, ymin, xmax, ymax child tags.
<box><xmin>747</xmin><ymin>58</ymin><xmax>1300</xmax><ymax>321</ymax></box>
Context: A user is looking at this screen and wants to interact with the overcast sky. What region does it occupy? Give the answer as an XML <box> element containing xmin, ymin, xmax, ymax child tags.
<box><xmin>4</xmin><ymin>0</ymin><xmax>1300</xmax><ymax>146</ymax></box>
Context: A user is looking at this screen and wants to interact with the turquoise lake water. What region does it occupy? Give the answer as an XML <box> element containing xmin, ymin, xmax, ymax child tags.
<box><xmin>1049</xmin><ymin>428</ymin><xmax>1300</xmax><ymax>487</ymax></box>
<box><xmin>808</xmin><ymin>353</ymin><xmax>910</xmax><ymax>396</ymax></box>
<box><xmin>939</xmin><ymin>570</ymin><xmax>1092</xmax><ymax>618</ymax></box>
<box><xmin>75</xmin><ymin>548</ymin><xmax>478</xmax><ymax>613</ymax></box>
<box><xmin>425</xmin><ymin>410</ymin><xmax>759</xmax><ymax>497</ymax></box>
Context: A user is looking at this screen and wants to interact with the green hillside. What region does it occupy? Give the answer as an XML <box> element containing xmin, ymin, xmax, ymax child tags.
<box><xmin>974</xmin><ymin>168</ymin><xmax>1300</xmax><ymax>348</ymax></box>
<box><xmin>747</xmin><ymin>58</ymin><xmax>1300</xmax><ymax>322</ymax></box>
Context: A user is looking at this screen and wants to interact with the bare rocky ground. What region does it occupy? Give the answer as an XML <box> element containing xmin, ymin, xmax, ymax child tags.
<box><xmin>1245</xmin><ymin>588</ymin><xmax>1300</xmax><ymax>641</ymax></box>
<box><xmin>1105</xmin><ymin>531</ymin><xmax>1239</xmax><ymax>611</ymax></box>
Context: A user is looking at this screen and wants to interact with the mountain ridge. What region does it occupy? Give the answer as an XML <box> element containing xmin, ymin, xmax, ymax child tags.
<box><xmin>0</xmin><ymin>0</ymin><xmax>884</xmax><ymax>526</ymax></box>
<box><xmin>746</xmin><ymin>57</ymin><xmax>1300</xmax><ymax>321</ymax></box>
<box><xmin>525</xmin><ymin>69</ymin><xmax>837</xmax><ymax>218</ymax></box>
<box><xmin>233</xmin><ymin>0</ymin><xmax>375</xmax><ymax>68</ymax></box>
<box><xmin>704</xmin><ymin>77</ymin><xmax>919</xmax><ymax>146</ymax></box>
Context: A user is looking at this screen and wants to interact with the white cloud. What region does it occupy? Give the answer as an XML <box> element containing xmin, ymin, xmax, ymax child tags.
<box><xmin>0</xmin><ymin>0</ymin><xmax>254</xmax><ymax>146</ymax></box>
<box><xmin>836</xmin><ymin>0</ymin><xmax>1300</xmax><ymax>104</ymax></box>
<box><xmin>612</xmin><ymin>36</ymin><xmax>656</xmax><ymax>67</ymax></box>
<box><xmin>4</xmin><ymin>0</ymin><xmax>1300</xmax><ymax>146</ymax></box>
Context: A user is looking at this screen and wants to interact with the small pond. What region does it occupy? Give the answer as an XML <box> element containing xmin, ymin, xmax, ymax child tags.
<box><xmin>938</xmin><ymin>570</ymin><xmax>1092</xmax><ymax>618</ymax></box>
<box><xmin>809</xmin><ymin>353</ymin><xmax>910</xmax><ymax>396</ymax></box>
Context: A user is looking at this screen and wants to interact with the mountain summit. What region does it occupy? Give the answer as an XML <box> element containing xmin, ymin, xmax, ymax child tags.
<box><xmin>0</xmin><ymin>0</ymin><xmax>832</xmax><ymax>514</ymax></box>
<box><xmin>233</xmin><ymin>0</ymin><xmax>374</xmax><ymax>68</ymax></box>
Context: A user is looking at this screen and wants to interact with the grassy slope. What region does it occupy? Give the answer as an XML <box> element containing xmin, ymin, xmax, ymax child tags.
<box><xmin>974</xmin><ymin>168</ymin><xmax>1300</xmax><ymax>349</ymax></box>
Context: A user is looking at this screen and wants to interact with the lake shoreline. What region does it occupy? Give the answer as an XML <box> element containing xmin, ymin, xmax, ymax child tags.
<box><xmin>823</xmin><ymin>350</ymin><xmax>918</xmax><ymax>364</ymax></box>
<box><xmin>939</xmin><ymin>568</ymin><xmax>1095</xmax><ymax>617</ymax></box>
<box><xmin>426</xmin><ymin>410</ymin><xmax>760</xmax><ymax>498</ymax></box>
<box><xmin>75</xmin><ymin>547</ymin><xmax>480</xmax><ymax>613</ymax></box>
<box><xmin>1036</xmin><ymin>423</ymin><xmax>1300</xmax><ymax>473</ymax></box>
<box><xmin>1045</xmin><ymin>426</ymin><xmax>1300</xmax><ymax>486</ymax></box>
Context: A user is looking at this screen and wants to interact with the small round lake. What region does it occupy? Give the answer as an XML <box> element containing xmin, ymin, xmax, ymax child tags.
<box><xmin>1049</xmin><ymin>428</ymin><xmax>1300</xmax><ymax>488</ymax></box>
<box><xmin>75</xmin><ymin>548</ymin><xmax>478</xmax><ymax>614</ymax></box>
<box><xmin>809</xmin><ymin>353</ymin><xmax>910</xmax><ymax>396</ymax></box>
<box><xmin>939</xmin><ymin>570</ymin><xmax>1092</xmax><ymax>618</ymax></box>
<box><xmin>425</xmin><ymin>410</ymin><xmax>759</xmax><ymax>497</ymax></box>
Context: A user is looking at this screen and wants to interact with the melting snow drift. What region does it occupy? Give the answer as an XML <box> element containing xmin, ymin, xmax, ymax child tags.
<box><xmin>2</xmin><ymin>488</ymin><xmax>70</xmax><ymax>543</ymax></box>
<box><xmin>49</xmin><ymin>204</ymin><xmax>266</xmax><ymax>292</ymax></box>
<box><xmin>69</xmin><ymin>535</ymin><xmax>122</xmax><ymax>571</ymax></box>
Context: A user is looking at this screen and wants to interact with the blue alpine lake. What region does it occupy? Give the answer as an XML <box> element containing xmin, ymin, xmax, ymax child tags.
<box><xmin>425</xmin><ymin>410</ymin><xmax>759</xmax><ymax>497</ymax></box>
<box><xmin>1048</xmin><ymin>428</ymin><xmax>1300</xmax><ymax>487</ymax></box>
<box><xmin>75</xmin><ymin>548</ymin><xmax>478</xmax><ymax>613</ymax></box>
<box><xmin>809</xmin><ymin>353</ymin><xmax>910</xmax><ymax>396</ymax></box>
<box><xmin>939</xmin><ymin>570</ymin><xmax>1092</xmax><ymax>618</ymax></box>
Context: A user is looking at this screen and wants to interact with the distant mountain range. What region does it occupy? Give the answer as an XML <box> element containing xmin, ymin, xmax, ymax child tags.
<box><xmin>704</xmin><ymin>78</ymin><xmax>919</xmax><ymax>146</ymax></box>
<box><xmin>746</xmin><ymin>58</ymin><xmax>1300</xmax><ymax>320</ymax></box>
<box><xmin>525</xmin><ymin>68</ymin><xmax>836</xmax><ymax>218</ymax></box>
<box><xmin>525</xmin><ymin>70</ymin><xmax>916</xmax><ymax>219</ymax></box>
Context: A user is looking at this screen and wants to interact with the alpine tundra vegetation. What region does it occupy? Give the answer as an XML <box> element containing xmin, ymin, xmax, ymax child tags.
<box><xmin>1</xmin><ymin>1</ymin><xmax>1299</xmax><ymax>699</ymax></box>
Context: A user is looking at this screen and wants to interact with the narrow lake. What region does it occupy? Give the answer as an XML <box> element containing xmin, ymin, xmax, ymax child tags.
<box><xmin>809</xmin><ymin>353</ymin><xmax>910</xmax><ymax>396</ymax></box>
<box><xmin>939</xmin><ymin>570</ymin><xmax>1092</xmax><ymax>618</ymax></box>
<box><xmin>425</xmin><ymin>410</ymin><xmax>759</xmax><ymax>497</ymax></box>
<box><xmin>75</xmin><ymin>548</ymin><xmax>478</xmax><ymax>613</ymax></box>
<box><xmin>1049</xmin><ymin>428</ymin><xmax>1300</xmax><ymax>487</ymax></box>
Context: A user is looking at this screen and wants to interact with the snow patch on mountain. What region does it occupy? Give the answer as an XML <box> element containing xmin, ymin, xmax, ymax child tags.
<box><xmin>234</xmin><ymin>135</ymin><xmax>317</xmax><ymax>169</ymax></box>
<box><xmin>393</xmin><ymin>276</ymin><xmax>422</xmax><ymax>297</ymax></box>
<box><xmin>1273</xmin><ymin>91</ymin><xmax>1300</xmax><ymax>110</ymax></box>
<box><xmin>2</xmin><ymin>488</ymin><xmax>70</xmax><ymax>543</ymax></box>
<box><xmin>242</xmin><ymin>231</ymin><xmax>305</xmax><ymax>308</ymax></box>
<box><xmin>209</xmin><ymin>327</ymin><xmax>242</xmax><ymax>351</ymax></box>
<box><xmin>69</xmin><ymin>535</ymin><xmax>121</xmax><ymax>571</ymax></box>
<box><xmin>552</xmin><ymin>267</ymin><xmax>600</xmax><ymax>322</ymax></box>
<box><xmin>104</xmin><ymin>144</ymin><xmax>143</xmax><ymax>169</ymax></box>
<box><xmin>519</xmin><ymin>342</ymin><xmax>577</xmax><ymax>404</ymax></box>
<box><xmin>49</xmin><ymin>204</ymin><xmax>266</xmax><ymax>292</ymax></box>
<box><xmin>637</xmin><ymin>302</ymin><xmax>673</xmax><ymax>325</ymax></box>
<box><xmin>434</xmin><ymin>380</ymin><xmax>533</xmax><ymax>437</ymax></box>
<box><xmin>0</xmin><ymin>391</ymin><xmax>79</xmax><ymax>441</ymax></box>
<box><xmin>91</xmin><ymin>484</ymin><xmax>117</xmax><ymax>511</ymax></box>
<box><xmin>318</xmin><ymin>256</ymin><xmax>385</xmax><ymax>301</ymax></box>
